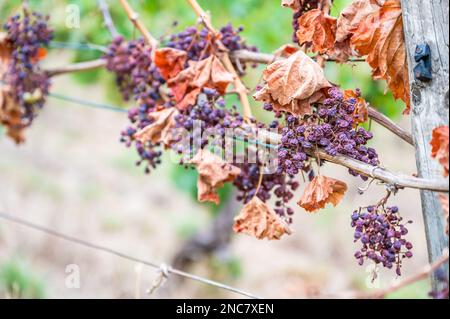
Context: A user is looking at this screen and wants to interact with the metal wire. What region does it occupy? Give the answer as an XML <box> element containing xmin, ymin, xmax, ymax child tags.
<box><xmin>0</xmin><ymin>211</ymin><xmax>262</xmax><ymax>299</ymax></box>
<box><xmin>49</xmin><ymin>93</ymin><xmax>127</xmax><ymax>113</ymax></box>
<box><xmin>49</xmin><ymin>41</ymin><xmax>108</xmax><ymax>53</ymax></box>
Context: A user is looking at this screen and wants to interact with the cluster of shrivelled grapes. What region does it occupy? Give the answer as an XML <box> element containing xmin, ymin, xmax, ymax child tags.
<box><xmin>233</xmin><ymin>161</ymin><xmax>300</xmax><ymax>222</ymax></box>
<box><xmin>319</xmin><ymin>87</ymin><xmax>378</xmax><ymax>179</ymax></box>
<box><xmin>276</xmin><ymin>87</ymin><xmax>378</xmax><ymax>180</ymax></box>
<box><xmin>2</xmin><ymin>9</ymin><xmax>53</xmax><ymax>126</ymax></box>
<box><xmin>166</xmin><ymin>23</ymin><xmax>258</xmax><ymax>74</ymax></box>
<box><xmin>105</xmin><ymin>36</ymin><xmax>167</xmax><ymax>173</ymax></box>
<box><xmin>172</xmin><ymin>88</ymin><xmax>299</xmax><ymax>221</ymax></box>
<box><xmin>351</xmin><ymin>206</ymin><xmax>413</xmax><ymax>276</ymax></box>
<box><xmin>172</xmin><ymin>87</ymin><xmax>244</xmax><ymax>160</ymax></box>
<box><xmin>104</xmin><ymin>36</ymin><xmax>164</xmax><ymax>106</ymax></box>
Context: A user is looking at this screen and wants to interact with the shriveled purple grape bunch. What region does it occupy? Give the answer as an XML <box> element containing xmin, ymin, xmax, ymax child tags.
<box><xmin>104</xmin><ymin>36</ymin><xmax>167</xmax><ymax>173</ymax></box>
<box><xmin>275</xmin><ymin>87</ymin><xmax>378</xmax><ymax>180</ymax></box>
<box><xmin>104</xmin><ymin>36</ymin><xmax>164</xmax><ymax>105</ymax></box>
<box><xmin>173</xmin><ymin>87</ymin><xmax>244</xmax><ymax>160</ymax></box>
<box><xmin>233</xmin><ymin>161</ymin><xmax>299</xmax><ymax>223</ymax></box>
<box><xmin>351</xmin><ymin>205</ymin><xmax>413</xmax><ymax>276</ymax></box>
<box><xmin>2</xmin><ymin>9</ymin><xmax>53</xmax><ymax>129</ymax></box>
<box><xmin>319</xmin><ymin>88</ymin><xmax>378</xmax><ymax>179</ymax></box>
<box><xmin>166</xmin><ymin>23</ymin><xmax>258</xmax><ymax>74</ymax></box>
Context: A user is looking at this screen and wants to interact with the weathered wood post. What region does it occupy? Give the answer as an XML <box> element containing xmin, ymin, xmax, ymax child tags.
<box><xmin>400</xmin><ymin>0</ymin><xmax>449</xmax><ymax>292</ymax></box>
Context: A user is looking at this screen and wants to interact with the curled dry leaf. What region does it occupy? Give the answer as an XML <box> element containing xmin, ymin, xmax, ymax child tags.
<box><xmin>298</xmin><ymin>175</ymin><xmax>348</xmax><ymax>212</ymax></box>
<box><xmin>335</xmin><ymin>0</ymin><xmax>384</xmax><ymax>43</ymax></box>
<box><xmin>154</xmin><ymin>48</ymin><xmax>187</xmax><ymax>80</ymax></box>
<box><xmin>189</xmin><ymin>149</ymin><xmax>241</xmax><ymax>205</ymax></box>
<box><xmin>439</xmin><ymin>194</ymin><xmax>449</xmax><ymax>235</ymax></box>
<box><xmin>168</xmin><ymin>55</ymin><xmax>234</xmax><ymax>111</ymax></box>
<box><xmin>134</xmin><ymin>107</ymin><xmax>178</xmax><ymax>147</ymax></box>
<box><xmin>296</xmin><ymin>9</ymin><xmax>337</xmax><ymax>54</ymax></box>
<box><xmin>350</xmin><ymin>0</ymin><xmax>410</xmax><ymax>113</ymax></box>
<box><xmin>343</xmin><ymin>89</ymin><xmax>369</xmax><ymax>126</ymax></box>
<box><xmin>233</xmin><ymin>196</ymin><xmax>292</xmax><ymax>240</ymax></box>
<box><xmin>430</xmin><ymin>125</ymin><xmax>449</xmax><ymax>177</ymax></box>
<box><xmin>254</xmin><ymin>50</ymin><xmax>331</xmax><ymax>116</ymax></box>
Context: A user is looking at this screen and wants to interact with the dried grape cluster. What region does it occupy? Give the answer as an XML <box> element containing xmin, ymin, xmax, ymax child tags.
<box><xmin>2</xmin><ymin>9</ymin><xmax>53</xmax><ymax>134</ymax></box>
<box><xmin>172</xmin><ymin>88</ymin><xmax>299</xmax><ymax>222</ymax></box>
<box><xmin>166</xmin><ymin>23</ymin><xmax>258</xmax><ymax>74</ymax></box>
<box><xmin>233</xmin><ymin>162</ymin><xmax>299</xmax><ymax>223</ymax></box>
<box><xmin>277</xmin><ymin>87</ymin><xmax>378</xmax><ymax>180</ymax></box>
<box><xmin>104</xmin><ymin>36</ymin><xmax>164</xmax><ymax>106</ymax></box>
<box><xmin>104</xmin><ymin>36</ymin><xmax>167</xmax><ymax>173</ymax></box>
<box><xmin>351</xmin><ymin>205</ymin><xmax>413</xmax><ymax>276</ymax></box>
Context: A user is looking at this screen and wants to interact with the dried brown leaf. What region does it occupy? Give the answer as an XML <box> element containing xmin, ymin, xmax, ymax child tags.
<box><xmin>430</xmin><ymin>125</ymin><xmax>449</xmax><ymax>177</ymax></box>
<box><xmin>233</xmin><ymin>196</ymin><xmax>292</xmax><ymax>240</ymax></box>
<box><xmin>335</xmin><ymin>0</ymin><xmax>384</xmax><ymax>43</ymax></box>
<box><xmin>168</xmin><ymin>55</ymin><xmax>233</xmax><ymax>111</ymax></box>
<box><xmin>134</xmin><ymin>107</ymin><xmax>178</xmax><ymax>147</ymax></box>
<box><xmin>189</xmin><ymin>150</ymin><xmax>241</xmax><ymax>205</ymax></box>
<box><xmin>350</xmin><ymin>0</ymin><xmax>410</xmax><ymax>113</ymax></box>
<box><xmin>296</xmin><ymin>9</ymin><xmax>337</xmax><ymax>54</ymax></box>
<box><xmin>254</xmin><ymin>50</ymin><xmax>331</xmax><ymax>116</ymax></box>
<box><xmin>154</xmin><ymin>48</ymin><xmax>187</xmax><ymax>80</ymax></box>
<box><xmin>298</xmin><ymin>175</ymin><xmax>348</xmax><ymax>212</ymax></box>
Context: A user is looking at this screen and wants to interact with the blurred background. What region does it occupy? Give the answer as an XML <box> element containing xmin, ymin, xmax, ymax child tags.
<box><xmin>0</xmin><ymin>0</ymin><xmax>430</xmax><ymax>298</ymax></box>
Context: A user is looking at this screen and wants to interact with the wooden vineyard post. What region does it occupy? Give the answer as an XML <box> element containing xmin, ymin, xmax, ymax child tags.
<box><xmin>400</xmin><ymin>0</ymin><xmax>449</xmax><ymax>292</ymax></box>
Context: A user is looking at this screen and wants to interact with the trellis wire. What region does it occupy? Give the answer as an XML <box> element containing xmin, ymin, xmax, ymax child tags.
<box><xmin>0</xmin><ymin>211</ymin><xmax>262</xmax><ymax>299</ymax></box>
<box><xmin>49</xmin><ymin>92</ymin><xmax>128</xmax><ymax>113</ymax></box>
<box><xmin>49</xmin><ymin>41</ymin><xmax>108</xmax><ymax>53</ymax></box>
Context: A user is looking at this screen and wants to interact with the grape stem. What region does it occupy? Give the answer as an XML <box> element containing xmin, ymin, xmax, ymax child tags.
<box><xmin>97</xmin><ymin>0</ymin><xmax>120</xmax><ymax>38</ymax></box>
<box><xmin>118</xmin><ymin>0</ymin><xmax>159</xmax><ymax>48</ymax></box>
<box><xmin>44</xmin><ymin>59</ymin><xmax>107</xmax><ymax>77</ymax></box>
<box><xmin>185</xmin><ymin>0</ymin><xmax>253</xmax><ymax>122</ymax></box>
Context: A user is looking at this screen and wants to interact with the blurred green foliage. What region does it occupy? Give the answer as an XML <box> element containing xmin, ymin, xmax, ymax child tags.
<box><xmin>0</xmin><ymin>258</ymin><xmax>46</xmax><ymax>299</ymax></box>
